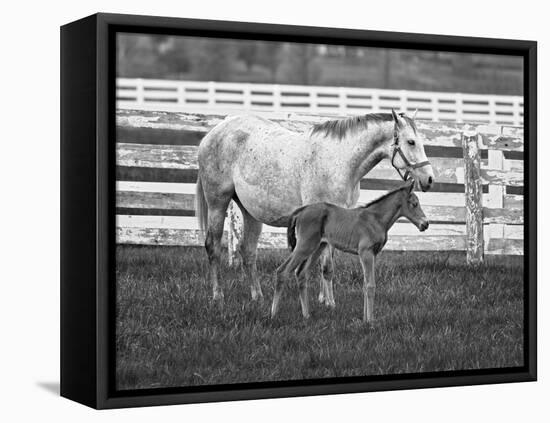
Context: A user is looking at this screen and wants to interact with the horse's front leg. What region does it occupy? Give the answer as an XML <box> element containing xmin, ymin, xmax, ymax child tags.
<box><xmin>359</xmin><ymin>249</ymin><xmax>375</xmax><ymax>323</ymax></box>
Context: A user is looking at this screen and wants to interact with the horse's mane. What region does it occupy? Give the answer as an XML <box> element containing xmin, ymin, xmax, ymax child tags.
<box><xmin>311</xmin><ymin>113</ymin><xmax>417</xmax><ymax>140</ymax></box>
<box><xmin>361</xmin><ymin>183</ymin><xmax>411</xmax><ymax>209</ymax></box>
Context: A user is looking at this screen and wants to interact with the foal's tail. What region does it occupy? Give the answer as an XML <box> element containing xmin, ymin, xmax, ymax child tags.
<box><xmin>287</xmin><ymin>206</ymin><xmax>307</xmax><ymax>251</ymax></box>
<box><xmin>195</xmin><ymin>175</ymin><xmax>208</xmax><ymax>233</ymax></box>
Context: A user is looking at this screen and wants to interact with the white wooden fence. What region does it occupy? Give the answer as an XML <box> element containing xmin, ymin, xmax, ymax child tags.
<box><xmin>115</xmin><ymin>110</ymin><xmax>524</xmax><ymax>261</ymax></box>
<box><xmin>117</xmin><ymin>78</ymin><xmax>524</xmax><ymax>126</ymax></box>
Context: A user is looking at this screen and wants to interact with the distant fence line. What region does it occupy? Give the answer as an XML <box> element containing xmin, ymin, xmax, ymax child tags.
<box><xmin>115</xmin><ymin>109</ymin><xmax>524</xmax><ymax>263</ymax></box>
<box><xmin>117</xmin><ymin>78</ymin><xmax>524</xmax><ymax>126</ymax></box>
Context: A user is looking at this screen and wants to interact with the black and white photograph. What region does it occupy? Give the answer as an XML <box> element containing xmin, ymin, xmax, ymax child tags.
<box><xmin>114</xmin><ymin>30</ymin><xmax>527</xmax><ymax>391</ymax></box>
<box><xmin>3</xmin><ymin>0</ymin><xmax>550</xmax><ymax>417</ymax></box>
<box><xmin>3</xmin><ymin>0</ymin><xmax>547</xmax><ymax>418</ymax></box>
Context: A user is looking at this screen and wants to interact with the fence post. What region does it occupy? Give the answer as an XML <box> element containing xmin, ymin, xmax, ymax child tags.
<box><xmin>486</xmin><ymin>140</ymin><xmax>505</xmax><ymax>252</ymax></box>
<box><xmin>514</xmin><ymin>98</ymin><xmax>523</xmax><ymax>126</ymax></box>
<box><xmin>338</xmin><ymin>87</ymin><xmax>346</xmax><ymax>115</ymax></box>
<box><xmin>399</xmin><ymin>90</ymin><xmax>407</xmax><ymax>113</ymax></box>
<box><xmin>243</xmin><ymin>83</ymin><xmax>252</xmax><ymax>109</ymax></box>
<box><xmin>462</xmin><ymin>131</ymin><xmax>484</xmax><ymax>265</ymax></box>
<box><xmin>431</xmin><ymin>95</ymin><xmax>439</xmax><ymax>122</ymax></box>
<box><xmin>371</xmin><ymin>89</ymin><xmax>380</xmax><ymax>113</ymax></box>
<box><xmin>488</xmin><ymin>96</ymin><xmax>497</xmax><ymax>125</ymax></box>
<box><xmin>207</xmin><ymin>81</ymin><xmax>216</xmax><ymax>108</ymax></box>
<box><xmin>456</xmin><ymin>93</ymin><xmax>464</xmax><ymax>123</ymax></box>
<box><xmin>273</xmin><ymin>85</ymin><xmax>281</xmax><ymax>112</ymax></box>
<box><xmin>177</xmin><ymin>83</ymin><xmax>185</xmax><ymax>108</ymax></box>
<box><xmin>136</xmin><ymin>78</ymin><xmax>145</xmax><ymax>106</ymax></box>
<box><xmin>226</xmin><ymin>201</ymin><xmax>242</xmax><ymax>267</ymax></box>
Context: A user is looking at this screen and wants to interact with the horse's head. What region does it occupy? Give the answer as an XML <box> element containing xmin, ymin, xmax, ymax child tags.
<box><xmin>400</xmin><ymin>180</ymin><xmax>429</xmax><ymax>232</ymax></box>
<box><xmin>390</xmin><ymin>109</ymin><xmax>434</xmax><ymax>192</ymax></box>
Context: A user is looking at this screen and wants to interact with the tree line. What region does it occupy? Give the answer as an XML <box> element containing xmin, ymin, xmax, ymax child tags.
<box><xmin>117</xmin><ymin>34</ymin><xmax>523</xmax><ymax>95</ymax></box>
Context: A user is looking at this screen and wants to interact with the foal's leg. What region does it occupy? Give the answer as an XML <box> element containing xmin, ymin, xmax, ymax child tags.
<box><xmin>295</xmin><ymin>244</ymin><xmax>325</xmax><ymax>319</ymax></box>
<box><xmin>237</xmin><ymin>206</ymin><xmax>264</xmax><ymax>301</ymax></box>
<box><xmin>271</xmin><ymin>254</ymin><xmax>293</xmax><ymax>318</ymax></box>
<box><xmin>358</xmin><ymin>249</ymin><xmax>376</xmax><ymax>323</ymax></box>
<box><xmin>271</xmin><ymin>248</ymin><xmax>314</xmax><ymax>319</ymax></box>
<box><xmin>294</xmin><ymin>260</ymin><xmax>310</xmax><ymax>319</ymax></box>
<box><xmin>319</xmin><ymin>245</ymin><xmax>336</xmax><ymax>308</ymax></box>
<box><xmin>317</xmin><ymin>243</ymin><xmax>328</xmax><ymax>304</ymax></box>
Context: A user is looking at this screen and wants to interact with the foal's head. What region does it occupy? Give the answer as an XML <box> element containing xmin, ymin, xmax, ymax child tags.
<box><xmin>399</xmin><ymin>181</ymin><xmax>429</xmax><ymax>232</ymax></box>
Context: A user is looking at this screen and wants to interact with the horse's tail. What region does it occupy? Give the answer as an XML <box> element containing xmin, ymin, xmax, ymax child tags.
<box><xmin>287</xmin><ymin>206</ymin><xmax>307</xmax><ymax>251</ymax></box>
<box><xmin>195</xmin><ymin>174</ymin><xmax>208</xmax><ymax>233</ymax></box>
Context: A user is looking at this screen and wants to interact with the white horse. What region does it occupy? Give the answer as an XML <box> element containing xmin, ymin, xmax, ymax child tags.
<box><xmin>195</xmin><ymin>110</ymin><xmax>434</xmax><ymax>306</ymax></box>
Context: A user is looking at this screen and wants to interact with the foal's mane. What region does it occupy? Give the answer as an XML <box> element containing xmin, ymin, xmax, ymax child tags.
<box><xmin>311</xmin><ymin>113</ymin><xmax>417</xmax><ymax>140</ymax></box>
<box><xmin>362</xmin><ymin>184</ymin><xmax>410</xmax><ymax>209</ymax></box>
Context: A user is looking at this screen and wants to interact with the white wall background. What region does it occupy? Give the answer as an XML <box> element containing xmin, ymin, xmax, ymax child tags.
<box><xmin>0</xmin><ymin>0</ymin><xmax>546</xmax><ymax>420</ymax></box>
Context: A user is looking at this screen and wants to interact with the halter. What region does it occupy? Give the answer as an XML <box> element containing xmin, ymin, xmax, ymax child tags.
<box><xmin>391</xmin><ymin>127</ymin><xmax>431</xmax><ymax>181</ymax></box>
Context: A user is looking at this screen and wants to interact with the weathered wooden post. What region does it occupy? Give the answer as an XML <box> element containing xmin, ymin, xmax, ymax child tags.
<box><xmin>227</xmin><ymin>200</ymin><xmax>242</xmax><ymax>267</ymax></box>
<box><xmin>485</xmin><ymin>138</ymin><xmax>505</xmax><ymax>254</ymax></box>
<box><xmin>135</xmin><ymin>78</ymin><xmax>145</xmax><ymax>106</ymax></box>
<box><xmin>462</xmin><ymin>131</ymin><xmax>484</xmax><ymax>265</ymax></box>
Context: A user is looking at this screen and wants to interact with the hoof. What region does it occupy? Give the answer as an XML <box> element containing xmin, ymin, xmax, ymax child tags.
<box><xmin>321</xmin><ymin>297</ymin><xmax>336</xmax><ymax>309</ymax></box>
<box><xmin>363</xmin><ymin>318</ymin><xmax>376</xmax><ymax>328</ymax></box>
<box><xmin>229</xmin><ymin>256</ymin><xmax>242</xmax><ymax>269</ymax></box>
<box><xmin>212</xmin><ymin>291</ymin><xmax>224</xmax><ymax>302</ymax></box>
<box><xmin>352</xmin><ymin>317</ymin><xmax>375</xmax><ymax>329</ymax></box>
<box><xmin>350</xmin><ymin>318</ymin><xmax>363</xmax><ymax>328</ymax></box>
<box><xmin>251</xmin><ymin>290</ymin><xmax>264</xmax><ymax>302</ymax></box>
<box><xmin>318</xmin><ymin>292</ymin><xmax>325</xmax><ymax>303</ymax></box>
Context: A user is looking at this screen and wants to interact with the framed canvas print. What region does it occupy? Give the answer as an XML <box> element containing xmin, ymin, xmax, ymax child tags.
<box><xmin>60</xmin><ymin>13</ymin><xmax>537</xmax><ymax>409</ymax></box>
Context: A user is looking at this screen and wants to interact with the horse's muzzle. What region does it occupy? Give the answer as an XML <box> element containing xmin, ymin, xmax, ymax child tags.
<box><xmin>419</xmin><ymin>221</ymin><xmax>429</xmax><ymax>232</ymax></box>
<box><xmin>419</xmin><ymin>176</ymin><xmax>433</xmax><ymax>192</ymax></box>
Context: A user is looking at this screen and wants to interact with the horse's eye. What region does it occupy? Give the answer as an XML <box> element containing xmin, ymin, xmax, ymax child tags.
<box><xmin>407</xmin><ymin>139</ymin><xmax>416</xmax><ymax>146</ymax></box>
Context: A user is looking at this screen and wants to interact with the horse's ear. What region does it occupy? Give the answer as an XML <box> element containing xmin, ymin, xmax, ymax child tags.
<box><xmin>412</xmin><ymin>109</ymin><xmax>418</xmax><ymax>120</ymax></box>
<box><xmin>391</xmin><ymin>109</ymin><xmax>403</xmax><ymax>128</ymax></box>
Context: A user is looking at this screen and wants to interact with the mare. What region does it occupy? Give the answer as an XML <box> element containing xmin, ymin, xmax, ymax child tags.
<box><xmin>195</xmin><ymin>110</ymin><xmax>433</xmax><ymax>306</ymax></box>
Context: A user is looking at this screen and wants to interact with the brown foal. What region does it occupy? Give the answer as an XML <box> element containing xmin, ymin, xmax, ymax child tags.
<box><xmin>271</xmin><ymin>180</ymin><xmax>429</xmax><ymax>323</ymax></box>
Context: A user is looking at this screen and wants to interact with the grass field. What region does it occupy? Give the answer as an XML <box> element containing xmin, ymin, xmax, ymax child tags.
<box><xmin>116</xmin><ymin>245</ymin><xmax>524</xmax><ymax>390</ymax></box>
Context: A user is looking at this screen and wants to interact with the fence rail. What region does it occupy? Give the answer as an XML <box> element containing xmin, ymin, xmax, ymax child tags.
<box><xmin>117</xmin><ymin>78</ymin><xmax>524</xmax><ymax>126</ymax></box>
<box><xmin>115</xmin><ymin>110</ymin><xmax>524</xmax><ymax>261</ymax></box>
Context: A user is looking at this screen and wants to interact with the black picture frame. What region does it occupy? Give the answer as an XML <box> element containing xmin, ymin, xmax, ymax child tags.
<box><xmin>60</xmin><ymin>12</ymin><xmax>537</xmax><ymax>409</ymax></box>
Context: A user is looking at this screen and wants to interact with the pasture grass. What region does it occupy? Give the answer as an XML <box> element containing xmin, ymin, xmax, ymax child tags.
<box><xmin>116</xmin><ymin>246</ymin><xmax>524</xmax><ymax>390</ymax></box>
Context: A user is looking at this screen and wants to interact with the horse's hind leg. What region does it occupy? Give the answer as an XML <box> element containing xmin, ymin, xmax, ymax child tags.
<box><xmin>236</xmin><ymin>205</ymin><xmax>264</xmax><ymax>301</ymax></box>
<box><xmin>319</xmin><ymin>244</ymin><xmax>336</xmax><ymax>308</ymax></box>
<box><xmin>204</xmin><ymin>195</ymin><xmax>233</xmax><ymax>302</ymax></box>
